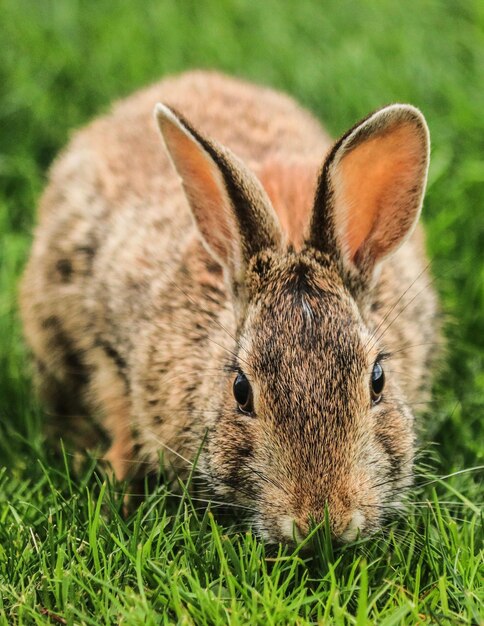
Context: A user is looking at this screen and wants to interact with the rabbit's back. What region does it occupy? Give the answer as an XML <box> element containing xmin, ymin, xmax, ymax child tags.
<box><xmin>39</xmin><ymin>70</ymin><xmax>329</xmax><ymax>215</ymax></box>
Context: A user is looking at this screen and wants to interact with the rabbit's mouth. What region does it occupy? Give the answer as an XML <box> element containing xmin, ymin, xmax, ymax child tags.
<box><xmin>275</xmin><ymin>509</ymin><xmax>367</xmax><ymax>545</ymax></box>
<box><xmin>250</xmin><ymin>509</ymin><xmax>370</xmax><ymax>547</ymax></box>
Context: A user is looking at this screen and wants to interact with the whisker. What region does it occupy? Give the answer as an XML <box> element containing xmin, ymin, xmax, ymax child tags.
<box><xmin>365</xmin><ymin>260</ymin><xmax>433</xmax><ymax>351</ymax></box>
<box><xmin>248</xmin><ymin>466</ymin><xmax>290</xmax><ymax>497</ymax></box>
<box><xmin>143</xmin><ymin>427</ymin><xmax>257</xmax><ymax>503</ymax></box>
<box><xmin>114</xmin><ymin>490</ymin><xmax>259</xmax><ymax>514</ymax></box>
<box><xmin>387</xmin><ymin>341</ymin><xmax>444</xmax><ymax>357</ymax></box>
<box><xmin>152</xmin><ymin>318</ymin><xmax>249</xmax><ymax>369</ymax></box>
<box><xmin>369</xmin><ymin>271</ymin><xmax>441</xmax><ymax>351</ymax></box>
<box><xmin>163</xmin><ymin>271</ymin><xmax>246</xmax><ymax>355</ymax></box>
<box><xmin>416</xmin><ymin>466</ymin><xmax>484</xmax><ymax>488</ymax></box>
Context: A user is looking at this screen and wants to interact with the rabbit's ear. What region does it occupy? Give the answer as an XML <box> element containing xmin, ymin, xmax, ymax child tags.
<box><xmin>155</xmin><ymin>104</ymin><xmax>282</xmax><ymax>281</ymax></box>
<box><xmin>308</xmin><ymin>104</ymin><xmax>429</xmax><ymax>282</ymax></box>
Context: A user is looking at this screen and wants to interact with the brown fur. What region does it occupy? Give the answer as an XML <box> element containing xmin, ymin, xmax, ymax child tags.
<box><xmin>257</xmin><ymin>158</ymin><xmax>319</xmax><ymax>249</ymax></box>
<box><xmin>20</xmin><ymin>71</ymin><xmax>441</xmax><ymax>543</ymax></box>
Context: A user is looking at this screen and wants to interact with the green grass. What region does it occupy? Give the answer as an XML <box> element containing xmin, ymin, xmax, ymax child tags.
<box><xmin>0</xmin><ymin>0</ymin><xmax>482</xmax><ymax>623</ymax></box>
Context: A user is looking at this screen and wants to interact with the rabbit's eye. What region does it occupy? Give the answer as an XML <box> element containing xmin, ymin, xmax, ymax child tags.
<box><xmin>371</xmin><ymin>361</ymin><xmax>385</xmax><ymax>403</ymax></box>
<box><xmin>233</xmin><ymin>373</ymin><xmax>254</xmax><ymax>414</ymax></box>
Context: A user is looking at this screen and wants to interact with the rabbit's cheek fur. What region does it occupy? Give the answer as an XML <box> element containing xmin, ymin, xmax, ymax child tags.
<box><xmin>214</xmin><ymin>402</ymin><xmax>415</xmax><ymax>543</ymax></box>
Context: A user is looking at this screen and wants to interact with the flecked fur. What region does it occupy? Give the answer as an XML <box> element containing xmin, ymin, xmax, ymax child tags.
<box><xmin>20</xmin><ymin>71</ymin><xmax>440</xmax><ymax>543</ymax></box>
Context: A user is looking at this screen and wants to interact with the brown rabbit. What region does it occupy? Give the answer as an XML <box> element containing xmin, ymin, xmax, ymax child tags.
<box><xmin>20</xmin><ymin>70</ymin><xmax>440</xmax><ymax>543</ymax></box>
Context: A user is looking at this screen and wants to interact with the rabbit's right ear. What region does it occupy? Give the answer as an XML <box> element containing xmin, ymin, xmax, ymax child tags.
<box><xmin>155</xmin><ymin>104</ymin><xmax>282</xmax><ymax>284</ymax></box>
<box><xmin>308</xmin><ymin>104</ymin><xmax>430</xmax><ymax>286</ymax></box>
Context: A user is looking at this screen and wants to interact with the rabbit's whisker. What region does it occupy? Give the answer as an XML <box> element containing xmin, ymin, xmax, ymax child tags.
<box><xmin>369</xmin><ymin>272</ymin><xmax>441</xmax><ymax>351</ymax></box>
<box><xmin>365</xmin><ymin>259</ymin><xmax>433</xmax><ymax>351</ymax></box>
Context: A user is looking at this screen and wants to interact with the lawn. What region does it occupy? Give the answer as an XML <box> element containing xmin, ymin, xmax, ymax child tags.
<box><xmin>0</xmin><ymin>0</ymin><xmax>482</xmax><ymax>624</ymax></box>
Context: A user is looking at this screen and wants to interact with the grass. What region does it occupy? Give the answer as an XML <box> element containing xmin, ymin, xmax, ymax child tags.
<box><xmin>0</xmin><ymin>0</ymin><xmax>482</xmax><ymax>623</ymax></box>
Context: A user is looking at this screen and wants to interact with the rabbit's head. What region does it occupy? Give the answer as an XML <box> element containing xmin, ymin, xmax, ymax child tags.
<box><xmin>156</xmin><ymin>103</ymin><xmax>430</xmax><ymax>543</ymax></box>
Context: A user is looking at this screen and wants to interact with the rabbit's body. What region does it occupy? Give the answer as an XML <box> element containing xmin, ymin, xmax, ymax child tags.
<box><xmin>21</xmin><ymin>71</ymin><xmax>439</xmax><ymax>542</ymax></box>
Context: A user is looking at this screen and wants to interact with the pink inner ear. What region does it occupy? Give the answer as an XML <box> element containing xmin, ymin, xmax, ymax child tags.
<box><xmin>161</xmin><ymin>121</ymin><xmax>237</xmax><ymax>266</ymax></box>
<box><xmin>162</xmin><ymin>121</ymin><xmax>225</xmax><ymax>207</ymax></box>
<box><xmin>258</xmin><ymin>157</ymin><xmax>319</xmax><ymax>250</ymax></box>
<box><xmin>334</xmin><ymin>121</ymin><xmax>425</xmax><ymax>263</ymax></box>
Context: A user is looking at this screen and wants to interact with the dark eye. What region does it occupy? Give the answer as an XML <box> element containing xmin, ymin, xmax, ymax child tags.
<box><xmin>371</xmin><ymin>361</ymin><xmax>385</xmax><ymax>403</ymax></box>
<box><xmin>233</xmin><ymin>373</ymin><xmax>254</xmax><ymax>414</ymax></box>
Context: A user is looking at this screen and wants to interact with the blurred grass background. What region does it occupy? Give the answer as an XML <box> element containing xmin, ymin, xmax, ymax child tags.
<box><xmin>0</xmin><ymin>0</ymin><xmax>482</xmax><ymax>623</ymax></box>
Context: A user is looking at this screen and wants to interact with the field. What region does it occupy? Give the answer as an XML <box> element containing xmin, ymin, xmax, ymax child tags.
<box><xmin>0</xmin><ymin>0</ymin><xmax>482</xmax><ymax>624</ymax></box>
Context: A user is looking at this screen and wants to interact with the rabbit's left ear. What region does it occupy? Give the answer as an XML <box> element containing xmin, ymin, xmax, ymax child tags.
<box><xmin>155</xmin><ymin>104</ymin><xmax>282</xmax><ymax>287</ymax></box>
<box><xmin>308</xmin><ymin>104</ymin><xmax>430</xmax><ymax>281</ymax></box>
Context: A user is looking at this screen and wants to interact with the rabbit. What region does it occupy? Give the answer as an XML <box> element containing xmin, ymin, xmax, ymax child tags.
<box><xmin>20</xmin><ymin>70</ymin><xmax>440</xmax><ymax>543</ymax></box>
